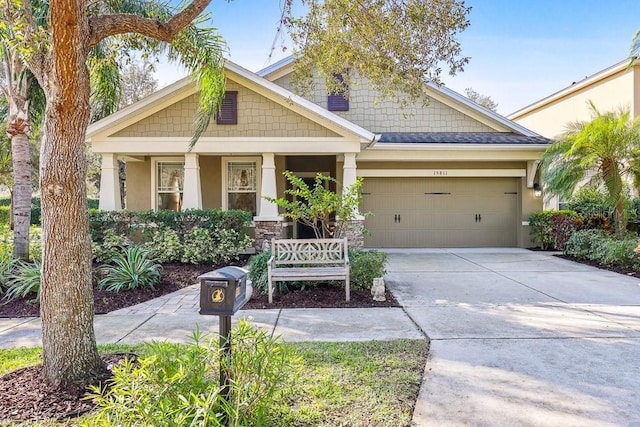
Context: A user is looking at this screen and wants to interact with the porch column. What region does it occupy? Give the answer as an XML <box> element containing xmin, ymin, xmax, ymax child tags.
<box><xmin>257</xmin><ymin>152</ymin><xmax>280</xmax><ymax>219</ymax></box>
<box><xmin>254</xmin><ymin>152</ymin><xmax>282</xmax><ymax>250</ymax></box>
<box><xmin>99</xmin><ymin>153</ymin><xmax>121</xmax><ymax>211</ymax></box>
<box><xmin>342</xmin><ymin>152</ymin><xmax>364</xmax><ymax>249</ymax></box>
<box><xmin>183</xmin><ymin>153</ymin><xmax>202</xmax><ymax>209</ymax></box>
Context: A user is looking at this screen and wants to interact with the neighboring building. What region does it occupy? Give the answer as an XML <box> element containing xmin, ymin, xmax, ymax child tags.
<box><xmin>87</xmin><ymin>57</ymin><xmax>549</xmax><ymax>249</ymax></box>
<box><xmin>509</xmin><ymin>60</ymin><xmax>640</xmax><ymax>139</ymax></box>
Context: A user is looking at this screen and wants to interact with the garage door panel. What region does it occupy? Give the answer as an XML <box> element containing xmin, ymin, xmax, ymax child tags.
<box><xmin>362</xmin><ymin>177</ymin><xmax>518</xmax><ymax>248</ymax></box>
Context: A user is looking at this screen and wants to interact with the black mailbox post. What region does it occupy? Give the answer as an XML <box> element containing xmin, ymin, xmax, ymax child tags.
<box><xmin>198</xmin><ymin>266</ymin><xmax>250</xmax><ymax>420</ymax></box>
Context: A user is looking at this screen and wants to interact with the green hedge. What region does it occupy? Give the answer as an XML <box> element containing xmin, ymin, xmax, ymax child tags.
<box><xmin>0</xmin><ymin>197</ymin><xmax>97</xmax><ymax>225</ymax></box>
<box><xmin>565</xmin><ymin>229</ymin><xmax>640</xmax><ymax>270</ymax></box>
<box><xmin>89</xmin><ymin>209</ymin><xmax>252</xmax><ymax>243</ymax></box>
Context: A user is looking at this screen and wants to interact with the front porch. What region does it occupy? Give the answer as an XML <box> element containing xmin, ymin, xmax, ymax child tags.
<box><xmin>98</xmin><ymin>152</ymin><xmax>364</xmax><ymax>249</ymax></box>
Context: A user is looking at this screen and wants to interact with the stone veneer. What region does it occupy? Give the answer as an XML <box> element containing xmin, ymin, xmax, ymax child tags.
<box><xmin>344</xmin><ymin>219</ymin><xmax>365</xmax><ymax>250</ymax></box>
<box><xmin>254</xmin><ymin>220</ymin><xmax>283</xmax><ymax>251</ymax></box>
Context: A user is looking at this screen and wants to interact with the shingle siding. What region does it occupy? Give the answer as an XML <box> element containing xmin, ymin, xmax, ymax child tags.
<box><xmin>274</xmin><ymin>73</ymin><xmax>495</xmax><ymax>133</ymax></box>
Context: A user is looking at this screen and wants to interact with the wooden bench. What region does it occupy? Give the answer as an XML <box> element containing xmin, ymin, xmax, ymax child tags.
<box><xmin>267</xmin><ymin>238</ymin><xmax>350</xmax><ymax>304</ymax></box>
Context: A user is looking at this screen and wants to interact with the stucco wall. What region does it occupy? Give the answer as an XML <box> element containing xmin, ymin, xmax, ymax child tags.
<box><xmin>126</xmin><ymin>159</ymin><xmax>151</xmax><ymax>210</ymax></box>
<box><xmin>519</xmin><ymin>177</ymin><xmax>542</xmax><ymax>247</ymax></box>
<box><xmin>512</xmin><ymin>68</ymin><xmax>637</xmax><ymax>139</ymax></box>
<box><xmin>199</xmin><ymin>156</ymin><xmax>222</xmax><ymax>209</ymax></box>
<box><xmin>114</xmin><ymin>80</ymin><xmax>339</xmax><ymax>138</ymax></box>
<box><xmin>274</xmin><ymin>74</ymin><xmax>494</xmax><ymax>133</ymax></box>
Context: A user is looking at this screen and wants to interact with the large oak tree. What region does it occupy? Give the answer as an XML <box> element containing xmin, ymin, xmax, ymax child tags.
<box><xmin>4</xmin><ymin>0</ymin><xmax>470</xmax><ymax>387</ymax></box>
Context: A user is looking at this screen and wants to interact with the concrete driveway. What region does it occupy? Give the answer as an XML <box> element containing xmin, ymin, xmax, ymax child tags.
<box><xmin>384</xmin><ymin>248</ymin><xmax>640</xmax><ymax>427</ymax></box>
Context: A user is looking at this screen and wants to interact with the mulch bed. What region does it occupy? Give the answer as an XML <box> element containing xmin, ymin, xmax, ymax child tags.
<box><xmin>0</xmin><ymin>353</ymin><xmax>136</xmax><ymax>422</ymax></box>
<box><xmin>0</xmin><ymin>258</ymin><xmax>397</xmax><ymax>422</ymax></box>
<box><xmin>556</xmin><ymin>253</ymin><xmax>640</xmax><ymax>278</ymax></box>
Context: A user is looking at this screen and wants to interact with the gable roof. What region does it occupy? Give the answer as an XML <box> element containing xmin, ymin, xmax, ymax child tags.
<box><xmin>257</xmin><ymin>56</ymin><xmax>541</xmax><ymax>137</ymax></box>
<box><xmin>508</xmin><ymin>59</ymin><xmax>638</xmax><ymax>120</ymax></box>
<box><xmin>86</xmin><ymin>60</ymin><xmax>375</xmax><ymax>143</ymax></box>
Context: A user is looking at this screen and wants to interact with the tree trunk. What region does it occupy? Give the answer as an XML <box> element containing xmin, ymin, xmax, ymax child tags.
<box><xmin>7</xmin><ymin>102</ymin><xmax>32</xmax><ymax>261</ymax></box>
<box><xmin>40</xmin><ymin>93</ymin><xmax>106</xmax><ymax>387</ymax></box>
<box><xmin>614</xmin><ymin>198</ymin><xmax>626</xmax><ymax>240</ymax></box>
<box><xmin>39</xmin><ymin>0</ymin><xmax>105</xmax><ymax>388</ymax></box>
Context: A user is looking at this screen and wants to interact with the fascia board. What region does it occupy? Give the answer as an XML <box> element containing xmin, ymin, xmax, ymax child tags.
<box><xmin>426</xmin><ymin>83</ymin><xmax>540</xmax><ymax>136</ymax></box>
<box><xmin>508</xmin><ymin>60</ymin><xmax>633</xmax><ymax>119</ymax></box>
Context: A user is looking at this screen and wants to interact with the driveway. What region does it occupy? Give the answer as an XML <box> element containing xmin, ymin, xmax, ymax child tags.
<box><xmin>384</xmin><ymin>248</ymin><xmax>640</xmax><ymax>427</ymax></box>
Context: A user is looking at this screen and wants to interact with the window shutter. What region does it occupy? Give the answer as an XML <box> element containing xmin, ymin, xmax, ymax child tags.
<box><xmin>216</xmin><ymin>91</ymin><xmax>238</xmax><ymax>124</ymax></box>
<box><xmin>327</xmin><ymin>74</ymin><xmax>349</xmax><ymax>111</ymax></box>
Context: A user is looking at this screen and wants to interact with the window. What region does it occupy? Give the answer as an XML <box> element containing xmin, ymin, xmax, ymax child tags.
<box><xmin>327</xmin><ymin>74</ymin><xmax>349</xmax><ymax>111</ymax></box>
<box><xmin>216</xmin><ymin>91</ymin><xmax>238</xmax><ymax>124</ymax></box>
<box><xmin>156</xmin><ymin>161</ymin><xmax>184</xmax><ymax>211</ymax></box>
<box><xmin>224</xmin><ymin>158</ymin><xmax>259</xmax><ymax>215</ymax></box>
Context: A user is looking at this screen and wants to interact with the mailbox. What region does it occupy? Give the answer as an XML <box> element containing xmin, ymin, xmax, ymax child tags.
<box><xmin>198</xmin><ymin>266</ymin><xmax>250</xmax><ymax>316</ymax></box>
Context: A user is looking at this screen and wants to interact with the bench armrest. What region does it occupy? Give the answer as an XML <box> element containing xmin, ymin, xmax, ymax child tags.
<box><xmin>268</xmin><ymin>254</ymin><xmax>275</xmax><ymax>267</ymax></box>
<box><xmin>344</xmin><ymin>249</ymin><xmax>350</xmax><ymax>266</ymax></box>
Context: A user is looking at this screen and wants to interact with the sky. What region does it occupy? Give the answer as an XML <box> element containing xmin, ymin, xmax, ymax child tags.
<box><xmin>154</xmin><ymin>0</ymin><xmax>640</xmax><ymax>116</ymax></box>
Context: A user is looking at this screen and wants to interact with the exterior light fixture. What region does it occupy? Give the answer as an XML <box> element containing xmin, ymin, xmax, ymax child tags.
<box><xmin>533</xmin><ymin>183</ymin><xmax>542</xmax><ymax>198</ymax></box>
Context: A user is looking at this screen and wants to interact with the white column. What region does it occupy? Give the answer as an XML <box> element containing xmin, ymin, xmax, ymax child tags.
<box><xmin>99</xmin><ymin>153</ymin><xmax>121</xmax><ymax>211</ymax></box>
<box><xmin>343</xmin><ymin>152</ymin><xmax>363</xmax><ymax>219</ymax></box>
<box><xmin>182</xmin><ymin>153</ymin><xmax>202</xmax><ymax>210</ymax></box>
<box><xmin>255</xmin><ymin>152</ymin><xmax>281</xmax><ymax>220</ymax></box>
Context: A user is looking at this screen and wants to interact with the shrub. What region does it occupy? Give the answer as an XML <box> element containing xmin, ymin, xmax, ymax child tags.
<box><xmin>98</xmin><ymin>246</ymin><xmax>162</xmax><ymax>293</ymax></box>
<box><xmin>529</xmin><ymin>210</ymin><xmax>582</xmax><ymax>250</ymax></box>
<box><xmin>85</xmin><ymin>322</ymin><xmax>298</xmax><ymax>426</ymax></box>
<box><xmin>566</xmin><ymin>187</ymin><xmax>613</xmax><ymax>219</ymax></box>
<box><xmin>92</xmin><ymin>228</ymin><xmax>133</xmax><ymax>263</ymax></box>
<box><xmin>550</xmin><ymin>214</ymin><xmax>583</xmax><ymax>251</ymax></box>
<box><xmin>0</xmin><ymin>206</ymin><xmax>9</xmax><ymax>226</ymax></box>
<box><xmin>248</xmin><ymin>251</ymin><xmax>271</xmax><ymax>294</ymax></box>
<box><xmin>4</xmin><ymin>260</ymin><xmax>41</xmax><ymax>303</ymax></box>
<box><xmin>0</xmin><ymin>258</ymin><xmax>17</xmax><ymax>296</ymax></box>
<box><xmin>181</xmin><ymin>226</ymin><xmax>253</xmax><ymax>265</ymax></box>
<box><xmin>566</xmin><ymin>230</ymin><xmax>640</xmax><ymax>270</ymax></box>
<box><xmin>582</xmin><ymin>213</ymin><xmax>613</xmax><ymax>233</ymax></box>
<box><xmin>142</xmin><ymin>227</ymin><xmax>183</xmax><ymax>264</ymax></box>
<box><xmin>349</xmin><ymin>249</ymin><xmax>387</xmax><ymax>291</ymax></box>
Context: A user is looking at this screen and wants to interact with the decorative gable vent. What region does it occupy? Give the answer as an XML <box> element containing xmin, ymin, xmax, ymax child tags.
<box><xmin>327</xmin><ymin>74</ymin><xmax>349</xmax><ymax>111</ymax></box>
<box><xmin>217</xmin><ymin>91</ymin><xmax>238</xmax><ymax>125</ymax></box>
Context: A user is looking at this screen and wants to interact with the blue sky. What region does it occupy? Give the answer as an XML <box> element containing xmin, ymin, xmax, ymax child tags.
<box><xmin>155</xmin><ymin>0</ymin><xmax>640</xmax><ymax>115</ymax></box>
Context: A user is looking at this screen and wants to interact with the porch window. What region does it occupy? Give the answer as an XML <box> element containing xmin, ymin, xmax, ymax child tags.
<box><xmin>156</xmin><ymin>161</ymin><xmax>184</xmax><ymax>211</ymax></box>
<box><xmin>224</xmin><ymin>158</ymin><xmax>259</xmax><ymax>215</ymax></box>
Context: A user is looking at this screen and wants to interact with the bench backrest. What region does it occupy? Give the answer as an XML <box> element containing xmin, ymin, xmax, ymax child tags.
<box><xmin>271</xmin><ymin>238</ymin><xmax>347</xmax><ymax>266</ymax></box>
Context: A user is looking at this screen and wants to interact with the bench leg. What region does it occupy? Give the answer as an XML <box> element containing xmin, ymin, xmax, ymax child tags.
<box><xmin>268</xmin><ymin>268</ymin><xmax>273</xmax><ymax>304</ymax></box>
<box><xmin>345</xmin><ymin>274</ymin><xmax>350</xmax><ymax>302</ymax></box>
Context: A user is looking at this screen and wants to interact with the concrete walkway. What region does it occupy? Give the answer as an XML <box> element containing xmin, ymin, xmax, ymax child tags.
<box><xmin>383</xmin><ymin>248</ymin><xmax>640</xmax><ymax>427</ymax></box>
<box><xmin>0</xmin><ymin>284</ymin><xmax>423</xmax><ymax>348</ymax></box>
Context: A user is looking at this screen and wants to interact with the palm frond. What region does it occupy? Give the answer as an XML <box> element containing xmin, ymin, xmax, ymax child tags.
<box><xmin>630</xmin><ymin>27</ymin><xmax>640</xmax><ymax>62</ymax></box>
<box><xmin>166</xmin><ymin>20</ymin><xmax>227</xmax><ymax>150</ymax></box>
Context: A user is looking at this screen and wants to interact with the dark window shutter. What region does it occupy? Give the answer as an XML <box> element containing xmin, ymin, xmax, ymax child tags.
<box><xmin>327</xmin><ymin>74</ymin><xmax>349</xmax><ymax>111</ymax></box>
<box><xmin>216</xmin><ymin>91</ymin><xmax>238</xmax><ymax>125</ymax></box>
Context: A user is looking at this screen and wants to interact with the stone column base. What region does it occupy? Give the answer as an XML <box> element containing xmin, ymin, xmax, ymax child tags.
<box><xmin>344</xmin><ymin>219</ymin><xmax>365</xmax><ymax>250</ymax></box>
<box><xmin>254</xmin><ymin>220</ymin><xmax>283</xmax><ymax>251</ymax></box>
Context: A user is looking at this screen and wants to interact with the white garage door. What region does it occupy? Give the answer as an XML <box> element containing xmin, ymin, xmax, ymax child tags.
<box><xmin>361</xmin><ymin>177</ymin><xmax>519</xmax><ymax>247</ymax></box>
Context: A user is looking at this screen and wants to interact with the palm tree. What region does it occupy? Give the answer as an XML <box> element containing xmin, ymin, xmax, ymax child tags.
<box><xmin>541</xmin><ymin>102</ymin><xmax>640</xmax><ymax>238</ymax></box>
<box><xmin>631</xmin><ymin>28</ymin><xmax>640</xmax><ymax>61</ymax></box>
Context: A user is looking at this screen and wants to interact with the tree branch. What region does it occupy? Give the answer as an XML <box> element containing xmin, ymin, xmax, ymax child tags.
<box><xmin>88</xmin><ymin>0</ymin><xmax>212</xmax><ymax>48</ymax></box>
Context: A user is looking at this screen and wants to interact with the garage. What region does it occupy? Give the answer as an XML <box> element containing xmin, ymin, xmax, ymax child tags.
<box><xmin>360</xmin><ymin>177</ymin><xmax>519</xmax><ymax>248</ymax></box>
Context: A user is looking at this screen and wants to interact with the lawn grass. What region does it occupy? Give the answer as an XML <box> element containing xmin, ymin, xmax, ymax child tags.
<box><xmin>0</xmin><ymin>339</ymin><xmax>428</xmax><ymax>426</ymax></box>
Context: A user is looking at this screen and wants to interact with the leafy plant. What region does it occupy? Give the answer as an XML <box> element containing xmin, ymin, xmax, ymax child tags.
<box><xmin>265</xmin><ymin>171</ymin><xmax>366</xmax><ymax>239</ymax></box>
<box><xmin>98</xmin><ymin>246</ymin><xmax>162</xmax><ymax>293</ymax></box>
<box><xmin>85</xmin><ymin>322</ymin><xmax>298</xmax><ymax>426</ymax></box>
<box><xmin>0</xmin><ymin>257</ymin><xmax>17</xmax><ymax>296</ymax></box>
<box><xmin>92</xmin><ymin>228</ymin><xmax>133</xmax><ymax>263</ymax></box>
<box><xmin>349</xmin><ymin>249</ymin><xmax>388</xmax><ymax>291</ymax></box>
<box><xmin>142</xmin><ymin>227</ymin><xmax>183</xmax><ymax>264</ymax></box>
<box><xmin>247</xmin><ymin>251</ymin><xmax>271</xmax><ymax>294</ymax></box>
<box><xmin>180</xmin><ymin>226</ymin><xmax>252</xmax><ymax>265</ymax></box>
<box><xmin>565</xmin><ymin>229</ymin><xmax>640</xmax><ymax>269</ymax></box>
<box><xmin>4</xmin><ymin>260</ymin><xmax>41</xmax><ymax>303</ymax></box>
<box><xmin>529</xmin><ymin>210</ymin><xmax>582</xmax><ymax>250</ymax></box>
